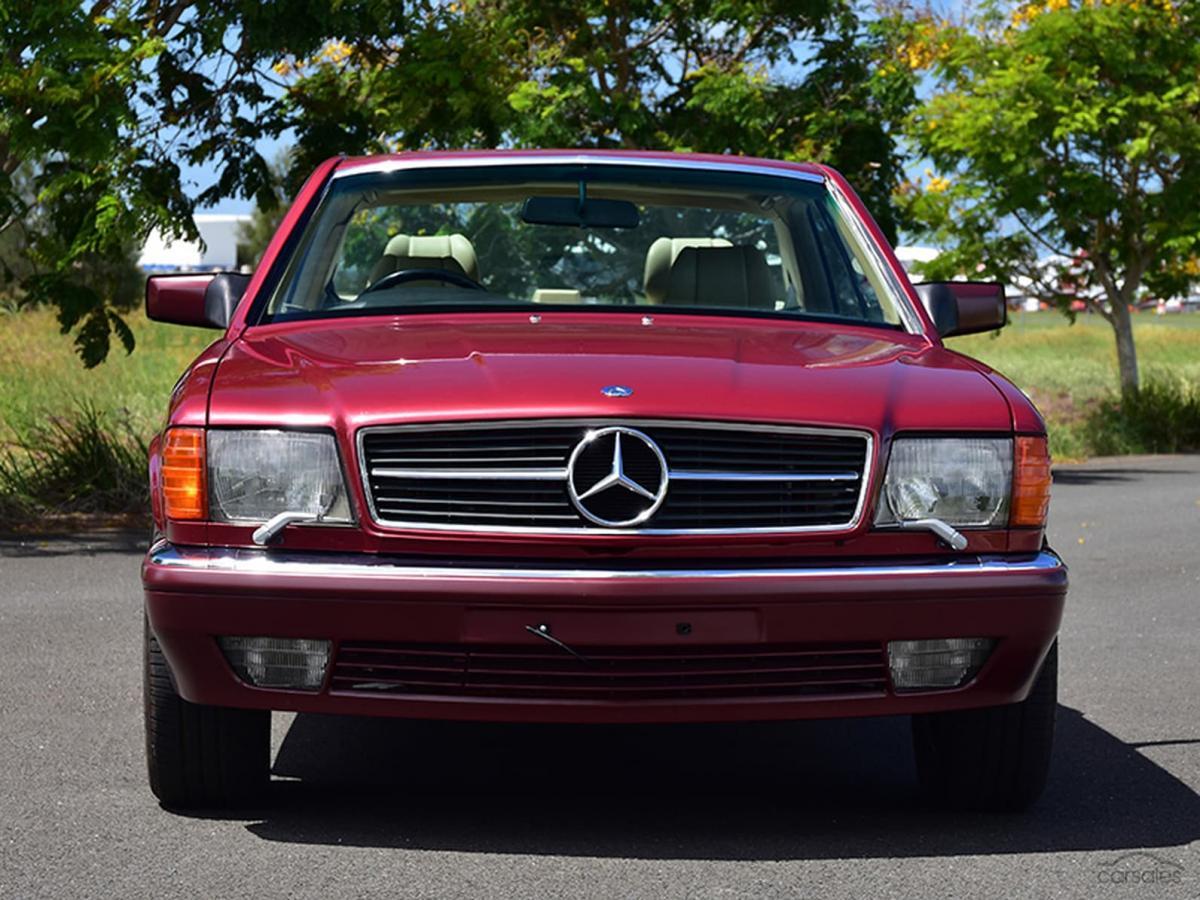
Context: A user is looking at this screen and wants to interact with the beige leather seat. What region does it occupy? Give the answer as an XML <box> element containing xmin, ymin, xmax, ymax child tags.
<box><xmin>531</xmin><ymin>288</ymin><xmax>583</xmax><ymax>304</ymax></box>
<box><xmin>643</xmin><ymin>237</ymin><xmax>772</xmax><ymax>308</ymax></box>
<box><xmin>366</xmin><ymin>233</ymin><xmax>480</xmax><ymax>287</ymax></box>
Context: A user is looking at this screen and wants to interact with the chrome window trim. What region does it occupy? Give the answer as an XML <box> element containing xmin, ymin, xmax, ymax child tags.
<box><xmin>326</xmin><ymin>154</ymin><xmax>923</xmax><ymax>335</ymax></box>
<box><xmin>824</xmin><ymin>178</ymin><xmax>924</xmax><ymax>335</ymax></box>
<box><xmin>331</xmin><ymin>153</ymin><xmax>826</xmax><ymax>184</ymax></box>
<box><xmin>356</xmin><ymin>418</ymin><xmax>875</xmax><ymax>536</ymax></box>
<box><xmin>148</xmin><ymin>542</ymin><xmax>1065</xmax><ymax>581</ymax></box>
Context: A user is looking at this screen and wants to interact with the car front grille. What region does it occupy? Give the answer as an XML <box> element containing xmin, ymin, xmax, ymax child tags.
<box><xmin>331</xmin><ymin>640</ymin><xmax>889</xmax><ymax>701</ymax></box>
<box><xmin>358</xmin><ymin>419</ymin><xmax>871</xmax><ymax>534</ymax></box>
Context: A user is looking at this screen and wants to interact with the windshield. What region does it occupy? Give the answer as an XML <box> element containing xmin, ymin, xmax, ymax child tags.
<box><xmin>261</xmin><ymin>162</ymin><xmax>912</xmax><ymax>329</ymax></box>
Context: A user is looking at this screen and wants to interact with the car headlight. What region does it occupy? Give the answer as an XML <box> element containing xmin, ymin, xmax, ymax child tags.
<box><xmin>876</xmin><ymin>437</ymin><xmax>1012</xmax><ymax>528</ymax></box>
<box><xmin>207</xmin><ymin>430</ymin><xmax>353</xmax><ymax>523</ymax></box>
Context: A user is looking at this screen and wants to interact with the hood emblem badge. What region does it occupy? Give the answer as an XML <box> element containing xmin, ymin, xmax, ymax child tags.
<box><xmin>601</xmin><ymin>385</ymin><xmax>634</xmax><ymax>398</ymax></box>
<box><xmin>567</xmin><ymin>427</ymin><xmax>669</xmax><ymax>528</ymax></box>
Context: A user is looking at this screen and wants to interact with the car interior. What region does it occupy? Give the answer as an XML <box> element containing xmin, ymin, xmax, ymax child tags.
<box><xmin>264</xmin><ymin>175</ymin><xmax>905</xmax><ymax>328</ymax></box>
<box><xmin>360</xmin><ymin>231</ymin><xmax>777</xmax><ymax>310</ymax></box>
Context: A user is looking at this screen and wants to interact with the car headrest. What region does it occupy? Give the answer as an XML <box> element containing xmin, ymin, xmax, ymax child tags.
<box><xmin>531</xmin><ymin>288</ymin><xmax>584</xmax><ymax>304</ymax></box>
<box><xmin>643</xmin><ymin>238</ymin><xmax>731</xmax><ymax>304</ymax></box>
<box><xmin>643</xmin><ymin>237</ymin><xmax>772</xmax><ymax>308</ymax></box>
<box><xmin>366</xmin><ymin>233</ymin><xmax>480</xmax><ymax>287</ymax></box>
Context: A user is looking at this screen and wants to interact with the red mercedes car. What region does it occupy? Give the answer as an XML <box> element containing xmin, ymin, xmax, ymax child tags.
<box><xmin>142</xmin><ymin>151</ymin><xmax>1065</xmax><ymax>811</ymax></box>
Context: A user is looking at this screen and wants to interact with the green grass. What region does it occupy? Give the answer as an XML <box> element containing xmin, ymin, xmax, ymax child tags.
<box><xmin>1</xmin><ymin>307</ymin><xmax>1198</xmax><ymax>520</ymax></box>
<box><xmin>0</xmin><ymin>402</ymin><xmax>149</xmax><ymax>517</ymax></box>
<box><xmin>0</xmin><ymin>309</ymin><xmax>211</xmax><ymax>522</ymax></box>
<box><xmin>947</xmin><ymin>312</ymin><xmax>1200</xmax><ymax>459</ymax></box>
<box><xmin>0</xmin><ymin>308</ymin><xmax>214</xmax><ymax>440</ymax></box>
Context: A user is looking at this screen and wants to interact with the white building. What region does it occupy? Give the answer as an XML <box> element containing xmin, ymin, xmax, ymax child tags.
<box><xmin>893</xmin><ymin>245</ymin><xmax>941</xmax><ymax>277</ymax></box>
<box><xmin>138</xmin><ymin>213</ymin><xmax>251</xmax><ymax>272</ymax></box>
<box><xmin>895</xmin><ymin>245</ymin><xmax>1047</xmax><ymax>311</ymax></box>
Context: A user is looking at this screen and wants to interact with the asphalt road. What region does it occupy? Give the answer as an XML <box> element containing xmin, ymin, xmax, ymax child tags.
<box><xmin>2</xmin><ymin>455</ymin><xmax>1198</xmax><ymax>899</ymax></box>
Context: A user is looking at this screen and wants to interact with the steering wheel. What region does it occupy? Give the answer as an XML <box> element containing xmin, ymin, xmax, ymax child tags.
<box><xmin>361</xmin><ymin>267</ymin><xmax>485</xmax><ymax>295</ymax></box>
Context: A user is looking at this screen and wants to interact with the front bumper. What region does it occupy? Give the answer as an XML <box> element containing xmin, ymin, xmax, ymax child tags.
<box><xmin>143</xmin><ymin>543</ymin><xmax>1067</xmax><ymax>724</ymax></box>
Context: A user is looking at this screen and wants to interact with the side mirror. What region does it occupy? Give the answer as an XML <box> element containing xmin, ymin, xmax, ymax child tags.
<box><xmin>913</xmin><ymin>281</ymin><xmax>1007</xmax><ymax>338</ymax></box>
<box><xmin>145</xmin><ymin>272</ymin><xmax>252</xmax><ymax>329</ymax></box>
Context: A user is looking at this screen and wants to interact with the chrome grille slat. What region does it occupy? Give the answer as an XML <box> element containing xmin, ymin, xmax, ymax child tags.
<box><xmin>375</xmin><ymin>508</ymin><xmax>581</xmax><ymax>521</ymax></box>
<box><xmin>370</xmin><ymin>497</ymin><xmax>564</xmax><ymax>508</ymax></box>
<box><xmin>373</xmin><ymin>484</ymin><xmax>566</xmax><ymax>493</ymax></box>
<box><xmin>371</xmin><ymin>457</ymin><xmax>565</xmax><ymax>465</ymax></box>
<box><xmin>669</xmin><ymin>470</ymin><xmax>860</xmax><ymax>482</ymax></box>
<box><xmin>359</xmin><ymin>419</ymin><xmax>871</xmax><ymax>534</ymax></box>
<box><xmin>658</xmin><ymin>501</ymin><xmax>855</xmax><ymax>511</ymax></box>
<box><xmin>371</xmin><ymin>467</ymin><xmax>567</xmax><ymax>481</ymax></box>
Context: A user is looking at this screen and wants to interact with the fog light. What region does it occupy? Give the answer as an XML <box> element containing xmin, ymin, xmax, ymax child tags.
<box><xmin>218</xmin><ymin>636</ymin><xmax>331</xmax><ymax>690</ymax></box>
<box><xmin>888</xmin><ymin>638</ymin><xmax>995</xmax><ymax>691</ymax></box>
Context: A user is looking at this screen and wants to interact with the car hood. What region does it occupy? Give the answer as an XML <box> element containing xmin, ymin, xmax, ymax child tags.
<box><xmin>208</xmin><ymin>312</ymin><xmax>1013</xmax><ymax>433</ymax></box>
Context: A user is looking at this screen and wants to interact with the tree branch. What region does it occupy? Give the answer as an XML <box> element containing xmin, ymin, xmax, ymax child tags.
<box><xmin>1085</xmin><ymin>296</ymin><xmax>1115</xmax><ymax>324</ymax></box>
<box><xmin>159</xmin><ymin>0</ymin><xmax>195</xmax><ymax>37</ymax></box>
<box><xmin>732</xmin><ymin>19</ymin><xmax>771</xmax><ymax>64</ymax></box>
<box><xmin>631</xmin><ymin>16</ymin><xmax>674</xmax><ymax>53</ymax></box>
<box><xmin>1011</xmin><ymin>209</ymin><xmax>1071</xmax><ymax>258</ymax></box>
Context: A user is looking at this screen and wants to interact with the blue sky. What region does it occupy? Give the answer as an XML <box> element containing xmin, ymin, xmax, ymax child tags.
<box><xmin>191</xmin><ymin>132</ymin><xmax>287</xmax><ymax>214</ymax></box>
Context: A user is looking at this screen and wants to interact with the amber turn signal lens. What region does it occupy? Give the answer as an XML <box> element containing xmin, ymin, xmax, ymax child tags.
<box><xmin>1011</xmin><ymin>436</ymin><xmax>1051</xmax><ymax>527</ymax></box>
<box><xmin>162</xmin><ymin>428</ymin><xmax>207</xmax><ymax>520</ymax></box>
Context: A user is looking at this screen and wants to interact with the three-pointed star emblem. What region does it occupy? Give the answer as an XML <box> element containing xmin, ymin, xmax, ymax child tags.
<box><xmin>566</xmin><ymin>426</ymin><xmax>670</xmax><ymax>527</ymax></box>
<box><xmin>575</xmin><ymin>431</ymin><xmax>658</xmax><ymax>502</ymax></box>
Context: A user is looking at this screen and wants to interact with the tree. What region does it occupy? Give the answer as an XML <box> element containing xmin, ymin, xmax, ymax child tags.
<box><xmin>3</xmin><ymin>0</ymin><xmax>916</xmax><ymax>365</ymax></box>
<box><xmin>1</xmin><ymin>2</ymin><xmax>185</xmax><ymax>361</ymax></box>
<box><xmin>0</xmin><ymin>0</ymin><xmax>412</xmax><ymax>365</ymax></box>
<box><xmin>891</xmin><ymin>0</ymin><xmax>1200</xmax><ymax>397</ymax></box>
<box><xmin>280</xmin><ymin>1</ymin><xmax>916</xmax><ymax>240</ymax></box>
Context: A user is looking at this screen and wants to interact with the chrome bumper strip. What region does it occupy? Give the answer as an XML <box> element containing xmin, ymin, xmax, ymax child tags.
<box><xmin>147</xmin><ymin>542</ymin><xmax>1064</xmax><ymax>583</ymax></box>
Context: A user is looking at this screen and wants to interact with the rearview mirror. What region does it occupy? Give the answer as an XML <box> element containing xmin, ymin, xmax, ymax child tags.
<box><xmin>521</xmin><ymin>196</ymin><xmax>640</xmax><ymax>229</ymax></box>
<box><xmin>913</xmin><ymin>281</ymin><xmax>1007</xmax><ymax>338</ymax></box>
<box><xmin>145</xmin><ymin>272</ymin><xmax>251</xmax><ymax>329</ymax></box>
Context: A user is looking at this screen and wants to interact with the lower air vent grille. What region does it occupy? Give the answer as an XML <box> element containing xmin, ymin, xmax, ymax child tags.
<box><xmin>331</xmin><ymin>640</ymin><xmax>889</xmax><ymax>701</ymax></box>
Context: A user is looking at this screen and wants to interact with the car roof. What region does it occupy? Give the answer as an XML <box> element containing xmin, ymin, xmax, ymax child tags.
<box><xmin>334</xmin><ymin>149</ymin><xmax>829</xmax><ymax>179</ymax></box>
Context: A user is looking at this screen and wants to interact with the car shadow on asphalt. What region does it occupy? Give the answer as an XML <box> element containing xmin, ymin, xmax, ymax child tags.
<box><xmin>174</xmin><ymin>705</ymin><xmax>1200</xmax><ymax>859</ymax></box>
<box><xmin>1051</xmin><ymin>467</ymin><xmax>1195</xmax><ymax>486</ymax></box>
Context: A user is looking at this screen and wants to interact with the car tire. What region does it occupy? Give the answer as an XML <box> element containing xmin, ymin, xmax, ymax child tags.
<box><xmin>143</xmin><ymin>618</ymin><xmax>270</xmax><ymax>808</ymax></box>
<box><xmin>911</xmin><ymin>640</ymin><xmax>1057</xmax><ymax>812</ymax></box>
